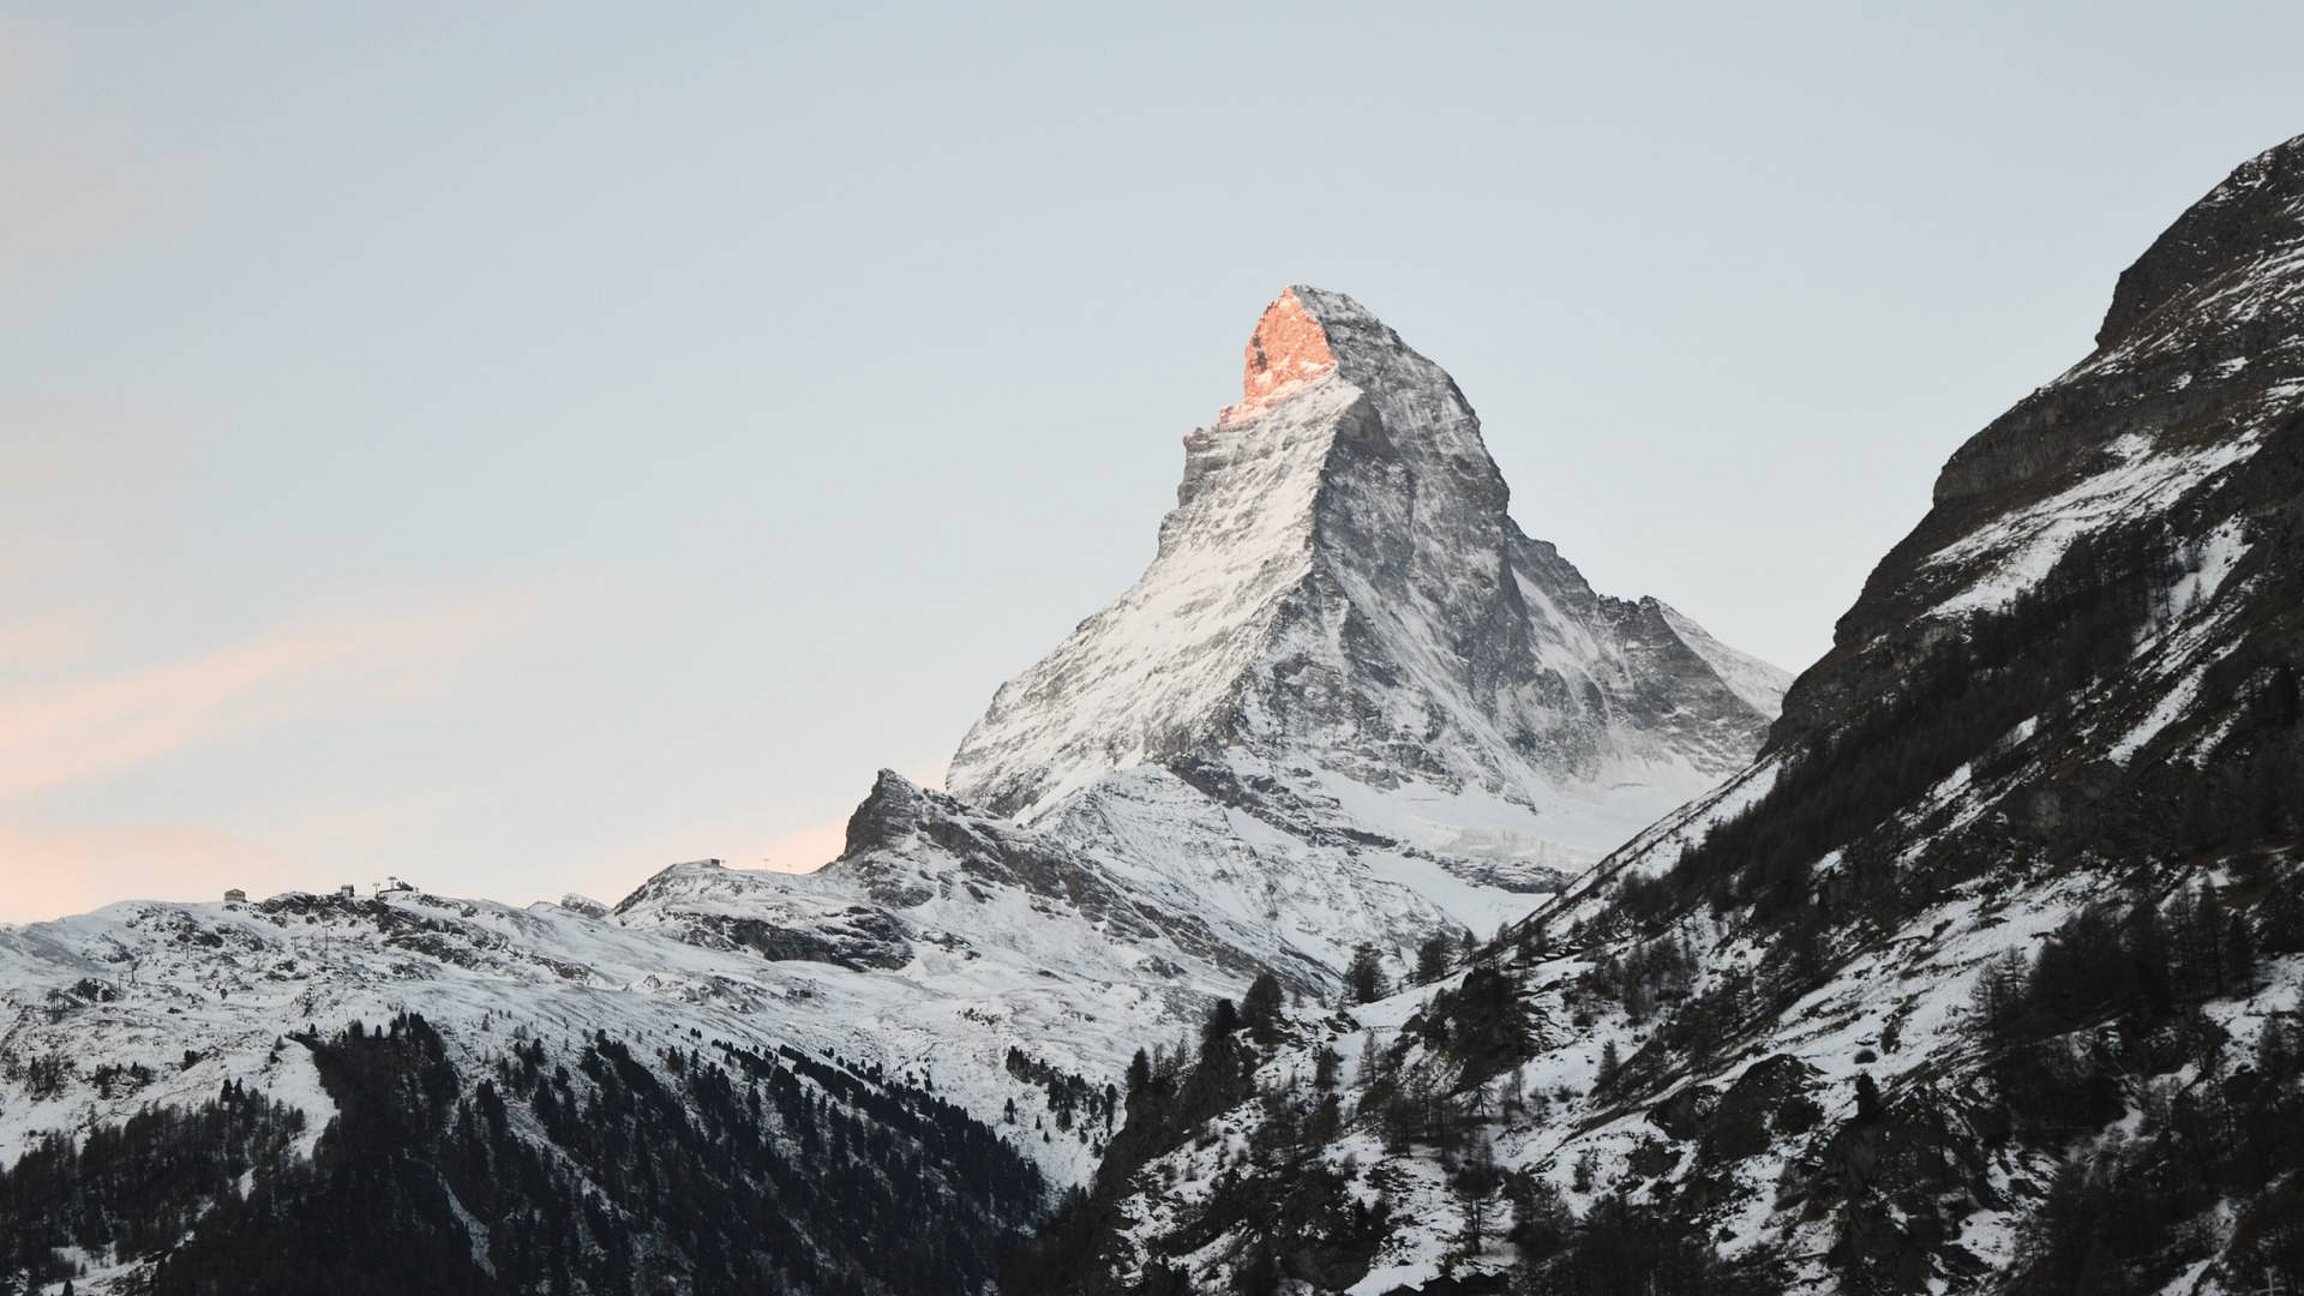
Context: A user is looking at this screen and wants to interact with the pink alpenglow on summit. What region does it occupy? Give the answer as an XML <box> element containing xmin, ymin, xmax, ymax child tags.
<box><xmin>1221</xmin><ymin>288</ymin><xmax>1340</xmax><ymax>425</ymax></box>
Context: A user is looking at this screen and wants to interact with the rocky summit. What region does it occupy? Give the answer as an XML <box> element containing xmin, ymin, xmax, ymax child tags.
<box><xmin>950</xmin><ymin>285</ymin><xmax>1787</xmax><ymax>884</ymax></box>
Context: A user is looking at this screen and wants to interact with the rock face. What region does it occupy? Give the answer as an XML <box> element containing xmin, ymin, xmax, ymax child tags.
<box><xmin>1034</xmin><ymin>136</ymin><xmax>2304</xmax><ymax>1296</ymax></box>
<box><xmin>950</xmin><ymin>286</ymin><xmax>1787</xmax><ymax>878</ymax></box>
<box><xmin>1227</xmin><ymin>286</ymin><xmax>1338</xmax><ymax>421</ymax></box>
<box><xmin>1776</xmin><ymin>134</ymin><xmax>2304</xmax><ymax>751</ymax></box>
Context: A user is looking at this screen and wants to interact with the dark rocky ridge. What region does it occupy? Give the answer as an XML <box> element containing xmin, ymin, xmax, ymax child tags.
<box><xmin>2099</xmin><ymin>137</ymin><xmax>2304</xmax><ymax>349</ymax></box>
<box><xmin>1777</xmin><ymin>134</ymin><xmax>2304</xmax><ymax>754</ymax></box>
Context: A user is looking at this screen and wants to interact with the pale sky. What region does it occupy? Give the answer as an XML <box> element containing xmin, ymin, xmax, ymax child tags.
<box><xmin>5</xmin><ymin>2</ymin><xmax>2303</xmax><ymax>922</ymax></box>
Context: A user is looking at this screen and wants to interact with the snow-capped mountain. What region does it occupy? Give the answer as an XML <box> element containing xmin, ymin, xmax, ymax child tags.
<box><xmin>0</xmin><ymin>882</ymin><xmax>1059</xmax><ymax>1293</ymax></box>
<box><xmin>0</xmin><ymin>287</ymin><xmax>1786</xmax><ymax>1294</ymax></box>
<box><xmin>951</xmin><ymin>286</ymin><xmax>1787</xmax><ymax>882</ymax></box>
<box><xmin>1024</xmin><ymin>137</ymin><xmax>2304</xmax><ymax>1296</ymax></box>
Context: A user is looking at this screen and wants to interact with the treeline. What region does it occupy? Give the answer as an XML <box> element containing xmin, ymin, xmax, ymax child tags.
<box><xmin>1973</xmin><ymin>881</ymin><xmax>2276</xmax><ymax>1134</ymax></box>
<box><xmin>1660</xmin><ymin>528</ymin><xmax>2182</xmax><ymax>923</ymax></box>
<box><xmin>2006</xmin><ymin>1016</ymin><xmax>2304</xmax><ymax>1295</ymax></box>
<box><xmin>1341</xmin><ymin>930</ymin><xmax>1477</xmax><ymax>1007</ymax></box>
<box><xmin>1966</xmin><ymin>874</ymin><xmax>2304</xmax><ymax>1292</ymax></box>
<box><xmin>0</xmin><ymin>1081</ymin><xmax>306</xmax><ymax>1291</ymax></box>
<box><xmin>14</xmin><ymin>1011</ymin><xmax>1048</xmax><ymax>1295</ymax></box>
<box><xmin>1508</xmin><ymin>1185</ymin><xmax>1774</xmax><ymax>1296</ymax></box>
<box><xmin>1582</xmin><ymin>515</ymin><xmax>2304</xmax><ymax>1102</ymax></box>
<box><xmin>1004</xmin><ymin>1046</ymin><xmax>1118</xmax><ymax>1138</ymax></box>
<box><xmin>1005</xmin><ymin>972</ymin><xmax>1371</xmax><ymax>1295</ymax></box>
<box><xmin>1006</xmin><ymin>964</ymin><xmax>1767</xmax><ymax>1295</ymax></box>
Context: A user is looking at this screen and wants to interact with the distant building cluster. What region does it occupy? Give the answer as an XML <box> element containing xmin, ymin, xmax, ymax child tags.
<box><xmin>223</xmin><ymin>876</ymin><xmax>419</xmax><ymax>905</ymax></box>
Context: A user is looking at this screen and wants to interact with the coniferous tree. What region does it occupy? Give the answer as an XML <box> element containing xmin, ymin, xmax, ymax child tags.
<box><xmin>1203</xmin><ymin>997</ymin><xmax>1240</xmax><ymax>1045</ymax></box>
<box><xmin>1346</xmin><ymin>945</ymin><xmax>1389</xmax><ymax>1004</ymax></box>
<box><xmin>1415</xmin><ymin>934</ymin><xmax>1453</xmax><ymax>984</ymax></box>
<box><xmin>1453</xmin><ymin>1138</ymin><xmax>1502</xmax><ymax>1258</ymax></box>
<box><xmin>1853</xmin><ymin>1071</ymin><xmax>1885</xmax><ymax>1125</ymax></box>
<box><xmin>1239</xmin><ymin>973</ymin><xmax>1284</xmax><ymax>1044</ymax></box>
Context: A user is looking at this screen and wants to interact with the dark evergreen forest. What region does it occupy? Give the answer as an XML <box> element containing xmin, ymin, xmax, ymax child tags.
<box><xmin>1</xmin><ymin>1014</ymin><xmax>1043</xmax><ymax>1295</ymax></box>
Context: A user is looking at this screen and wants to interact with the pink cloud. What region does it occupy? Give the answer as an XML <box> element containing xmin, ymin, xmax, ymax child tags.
<box><xmin>747</xmin><ymin>753</ymin><xmax>953</xmax><ymax>875</ymax></box>
<box><xmin>757</xmin><ymin>814</ymin><xmax>853</xmax><ymax>874</ymax></box>
<box><xmin>0</xmin><ymin>577</ymin><xmax>601</xmax><ymax>921</ymax></box>
<box><xmin>0</xmin><ymin>821</ymin><xmax>297</xmax><ymax>923</ymax></box>
<box><xmin>0</xmin><ymin>582</ymin><xmax>582</xmax><ymax>804</ymax></box>
<box><xmin>0</xmin><ymin>627</ymin><xmax>357</xmax><ymax>801</ymax></box>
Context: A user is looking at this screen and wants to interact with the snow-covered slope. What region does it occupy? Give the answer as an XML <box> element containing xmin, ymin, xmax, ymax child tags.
<box><xmin>950</xmin><ymin>286</ymin><xmax>1787</xmax><ymax>881</ymax></box>
<box><xmin>1029</xmin><ymin>136</ymin><xmax>2304</xmax><ymax>1296</ymax></box>
<box><xmin>0</xmin><ymin>762</ymin><xmax>1381</xmax><ymax>1194</ymax></box>
<box><xmin>0</xmin><ymin>880</ymin><xmax>1070</xmax><ymax>1292</ymax></box>
<box><xmin>0</xmin><ymin>878</ymin><xmax>1109</xmax><ymax>1181</ymax></box>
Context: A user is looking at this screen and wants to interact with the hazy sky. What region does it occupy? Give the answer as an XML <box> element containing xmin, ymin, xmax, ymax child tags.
<box><xmin>5</xmin><ymin>2</ymin><xmax>2302</xmax><ymax>922</ymax></box>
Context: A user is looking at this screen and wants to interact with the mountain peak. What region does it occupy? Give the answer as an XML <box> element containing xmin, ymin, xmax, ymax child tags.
<box><xmin>1220</xmin><ymin>285</ymin><xmax>1440</xmax><ymax>426</ymax></box>
<box><xmin>1224</xmin><ymin>288</ymin><xmax>1339</xmax><ymax>424</ymax></box>
<box><xmin>2096</xmin><ymin>131</ymin><xmax>2304</xmax><ymax>350</ymax></box>
<box><xmin>840</xmin><ymin>768</ymin><xmax>927</xmax><ymax>859</ymax></box>
<box><xmin>949</xmin><ymin>287</ymin><xmax>1786</xmax><ymax>866</ymax></box>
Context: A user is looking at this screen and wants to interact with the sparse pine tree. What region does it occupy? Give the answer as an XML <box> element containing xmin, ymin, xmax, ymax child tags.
<box><xmin>1453</xmin><ymin>1137</ymin><xmax>1502</xmax><ymax>1258</ymax></box>
<box><xmin>1356</xmin><ymin>1029</ymin><xmax>1384</xmax><ymax>1087</ymax></box>
<box><xmin>1970</xmin><ymin>948</ymin><xmax>2030</xmax><ymax>1038</ymax></box>
<box><xmin>1854</xmin><ymin>1071</ymin><xmax>1885</xmax><ymax>1125</ymax></box>
<box><xmin>1240</xmin><ymin>972</ymin><xmax>1285</xmax><ymax>1044</ymax></box>
<box><xmin>1313</xmin><ymin>1046</ymin><xmax>1342</xmax><ymax>1090</ymax></box>
<box><xmin>1501</xmin><ymin>1064</ymin><xmax>1527</xmax><ymax>1118</ymax></box>
<box><xmin>1347</xmin><ymin>944</ymin><xmax>1389</xmax><ymax>1004</ymax></box>
<box><xmin>1416</xmin><ymin>934</ymin><xmax>1453</xmax><ymax>984</ymax></box>
<box><xmin>1203</xmin><ymin>997</ymin><xmax>1240</xmax><ymax>1044</ymax></box>
<box><xmin>2223</xmin><ymin>911</ymin><xmax>2258</xmax><ymax>997</ymax></box>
